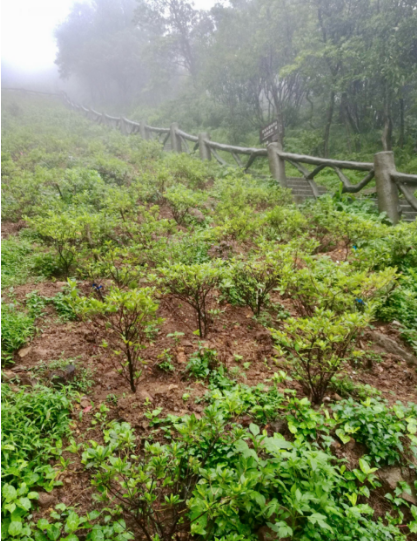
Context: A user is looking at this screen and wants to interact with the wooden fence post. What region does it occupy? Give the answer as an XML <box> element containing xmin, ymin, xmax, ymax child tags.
<box><xmin>267</xmin><ymin>142</ymin><xmax>287</xmax><ymax>187</ymax></box>
<box><xmin>198</xmin><ymin>133</ymin><xmax>211</xmax><ymax>160</ymax></box>
<box><xmin>170</xmin><ymin>123</ymin><xmax>182</xmax><ymax>152</ymax></box>
<box><xmin>374</xmin><ymin>151</ymin><xmax>399</xmax><ymax>224</ymax></box>
<box><xmin>139</xmin><ymin>120</ymin><xmax>148</xmax><ymax>140</ymax></box>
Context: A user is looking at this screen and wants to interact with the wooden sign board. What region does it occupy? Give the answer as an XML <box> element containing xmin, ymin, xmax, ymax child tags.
<box><xmin>260</xmin><ymin>120</ymin><xmax>278</xmax><ymax>143</ymax></box>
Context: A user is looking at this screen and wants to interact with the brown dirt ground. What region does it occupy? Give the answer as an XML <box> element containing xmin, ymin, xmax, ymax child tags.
<box><xmin>2</xmin><ymin>220</ymin><xmax>26</xmax><ymax>239</ymax></box>
<box><xmin>2</xmin><ymin>227</ymin><xmax>417</xmax><ymax>536</ymax></box>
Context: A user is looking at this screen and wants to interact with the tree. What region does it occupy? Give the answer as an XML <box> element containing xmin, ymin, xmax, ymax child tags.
<box><xmin>55</xmin><ymin>0</ymin><xmax>150</xmax><ymax>105</ymax></box>
<box><xmin>134</xmin><ymin>0</ymin><xmax>213</xmax><ymax>82</ymax></box>
<box><xmin>203</xmin><ymin>0</ymin><xmax>307</xmax><ymax>145</ymax></box>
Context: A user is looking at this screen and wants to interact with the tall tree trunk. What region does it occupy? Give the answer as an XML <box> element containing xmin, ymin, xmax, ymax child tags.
<box><xmin>271</xmin><ymin>86</ymin><xmax>285</xmax><ymax>147</ymax></box>
<box><xmin>398</xmin><ymin>97</ymin><xmax>405</xmax><ymax>148</ymax></box>
<box><xmin>323</xmin><ymin>90</ymin><xmax>335</xmax><ymax>157</ymax></box>
<box><xmin>381</xmin><ymin>88</ymin><xmax>392</xmax><ymax>151</ymax></box>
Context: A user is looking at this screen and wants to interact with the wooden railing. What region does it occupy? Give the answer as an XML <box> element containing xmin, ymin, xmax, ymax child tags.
<box><xmin>3</xmin><ymin>87</ymin><xmax>416</xmax><ymax>224</ymax></box>
<box><xmin>267</xmin><ymin>142</ymin><xmax>416</xmax><ymax>223</ymax></box>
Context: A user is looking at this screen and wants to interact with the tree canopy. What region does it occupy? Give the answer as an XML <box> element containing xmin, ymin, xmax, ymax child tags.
<box><xmin>55</xmin><ymin>0</ymin><xmax>417</xmax><ymax>159</ymax></box>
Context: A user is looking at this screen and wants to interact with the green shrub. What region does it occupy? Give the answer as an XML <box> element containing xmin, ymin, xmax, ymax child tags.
<box><xmin>162</xmin><ymin>152</ymin><xmax>212</xmax><ymax>189</ymax></box>
<box><xmin>187</xmin><ymin>345</ymin><xmax>219</xmax><ymax>379</ymax></box>
<box><xmin>2</xmin><ymin>384</ymin><xmax>71</xmax><ymax>490</ymax></box>
<box><xmin>1</xmin><ymin>305</ymin><xmax>34</xmax><ymax>363</ymax></box>
<box><xmin>272</xmin><ymin>309</ymin><xmax>371</xmax><ymax>404</ymax></box>
<box><xmin>1</xmin><ymin>237</ymin><xmax>36</xmax><ymax>289</ymax></box>
<box><xmin>1</xmin><ymin>383</ymin><xmax>72</xmax><ymax>535</ymax></box>
<box><xmin>332</xmin><ymin>398</ymin><xmax>417</xmax><ymax>466</ymax></box>
<box><xmin>68</xmin><ymin>282</ymin><xmax>162</xmax><ymax>392</ymax></box>
<box><xmin>376</xmin><ymin>268</ymin><xmax>417</xmax><ymax>349</ymax></box>
<box><xmin>164</xmin><ymin>184</ymin><xmax>208</xmax><ymax>225</ymax></box>
<box><xmin>223</xmin><ymin>248</ymin><xmax>292</xmax><ymax>315</ymax></box>
<box><xmin>81</xmin><ymin>408</ymin><xmax>238</xmax><ymax>541</ymax></box>
<box><xmin>27</xmin><ymin>211</ymin><xmax>83</xmax><ymax>276</ymax></box>
<box><xmin>265</xmin><ymin>205</ymin><xmax>308</xmax><ymax>240</ymax></box>
<box><xmin>159</xmin><ymin>261</ymin><xmax>224</xmax><ymax>337</ymax></box>
<box><xmin>285</xmin><ymin>256</ymin><xmax>397</xmax><ymax>317</ymax></box>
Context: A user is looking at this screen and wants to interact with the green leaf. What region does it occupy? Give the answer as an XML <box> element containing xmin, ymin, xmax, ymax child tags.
<box><xmin>65</xmin><ymin>511</ymin><xmax>80</xmax><ymax>532</ymax></box>
<box><xmin>17</xmin><ymin>483</ymin><xmax>29</xmax><ymax>496</ymax></box>
<box><xmin>336</xmin><ymin>429</ymin><xmax>351</xmax><ymax>444</ymax></box>
<box><xmin>8</xmin><ymin>521</ymin><xmax>23</xmax><ymax>537</ymax></box>
<box><xmin>4</xmin><ymin>503</ymin><xmax>16</xmax><ymax>514</ymax></box>
<box><xmin>17</xmin><ymin>497</ymin><xmax>31</xmax><ymax>511</ymax></box>
<box><xmin>268</xmin><ymin>521</ymin><xmax>293</xmax><ymax>539</ymax></box>
<box><xmin>37</xmin><ymin>519</ymin><xmax>50</xmax><ymax>530</ymax></box>
<box><xmin>3</xmin><ymin>484</ymin><xmax>17</xmax><ymax>502</ymax></box>
<box><xmin>86</xmin><ymin>510</ymin><xmax>101</xmax><ymax>521</ymax></box>
<box><xmin>308</xmin><ymin>513</ymin><xmax>333</xmax><ymax>531</ymax></box>
<box><xmin>249</xmin><ymin>423</ymin><xmax>260</xmax><ymax>436</ymax></box>
<box><xmin>89</xmin><ymin>528</ymin><xmax>105</xmax><ymax>541</ymax></box>
<box><xmin>235</xmin><ymin>439</ymin><xmax>258</xmax><ymax>459</ymax></box>
<box><xmin>113</xmin><ymin>520</ymin><xmax>126</xmax><ymax>534</ymax></box>
<box><xmin>264</xmin><ymin>436</ymin><xmax>292</xmax><ymax>453</ymax></box>
<box><xmin>287</xmin><ymin>422</ymin><xmax>298</xmax><ymax>434</ymax></box>
<box><xmin>359</xmin><ymin>457</ymin><xmax>377</xmax><ymax>475</ymax></box>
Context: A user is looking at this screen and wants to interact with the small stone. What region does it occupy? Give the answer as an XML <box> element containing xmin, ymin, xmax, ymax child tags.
<box><xmin>2</xmin><ymin>370</ymin><xmax>15</xmax><ymax>382</ymax></box>
<box><xmin>82</xmin><ymin>329</ymin><xmax>96</xmax><ymax>343</ymax></box>
<box><xmin>37</xmin><ymin>492</ymin><xmax>56</xmax><ymax>508</ymax></box>
<box><xmin>118</xmin><ymin>397</ymin><xmax>131</xmax><ymax>410</ymax></box>
<box><xmin>241</xmin><ymin>416</ymin><xmax>251</xmax><ymax>427</ymax></box>
<box><xmin>177</xmin><ymin>351</ymin><xmax>187</xmax><ymax>364</ymax></box>
<box><xmin>136</xmin><ymin>389</ymin><xmax>153</xmax><ymax>402</ymax></box>
<box><xmin>346</xmin><ymin>438</ymin><xmax>356</xmax><ymax>451</ymax></box>
<box><xmin>255</xmin><ymin>331</ymin><xmax>271</xmax><ymax>344</ymax></box>
<box><xmin>33</xmin><ymin>348</ymin><xmax>49</xmax><ymax>360</ymax></box>
<box><xmin>379</xmin><ymin>467</ymin><xmax>416</xmax><ymax>504</ymax></box>
<box><xmin>168</xmin><ymin>384</ymin><xmax>179</xmax><ymax>391</ymax></box>
<box><xmin>50</xmin><ymin>364</ymin><xmax>76</xmax><ymax>387</ymax></box>
<box><xmin>80</xmin><ymin>398</ymin><xmax>91</xmax><ymax>408</ymax></box>
<box><xmin>330</xmin><ymin>439</ymin><xmax>341</xmax><ymax>451</ymax></box>
<box><xmin>16</xmin><ymin>373</ymin><xmax>36</xmax><ymax>387</ymax></box>
<box><xmin>270</xmin><ymin>419</ymin><xmax>287</xmax><ymax>434</ymax></box>
<box><xmin>18</xmin><ymin>347</ymin><xmax>32</xmax><ymax>358</ymax></box>
<box><xmin>368</xmin><ymin>331</ymin><xmax>416</xmax><ymax>366</ymax></box>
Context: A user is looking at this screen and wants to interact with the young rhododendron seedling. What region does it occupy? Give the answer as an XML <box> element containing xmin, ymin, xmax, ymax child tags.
<box><xmin>67</xmin><ymin>279</ymin><xmax>163</xmax><ymax>393</ymax></box>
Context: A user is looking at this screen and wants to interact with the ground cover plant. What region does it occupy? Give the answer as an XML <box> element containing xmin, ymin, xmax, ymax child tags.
<box><xmin>1</xmin><ymin>93</ymin><xmax>416</xmax><ymax>541</ymax></box>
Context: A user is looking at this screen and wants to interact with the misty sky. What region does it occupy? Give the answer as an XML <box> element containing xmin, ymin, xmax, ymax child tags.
<box><xmin>2</xmin><ymin>0</ymin><xmax>221</xmax><ymax>73</ymax></box>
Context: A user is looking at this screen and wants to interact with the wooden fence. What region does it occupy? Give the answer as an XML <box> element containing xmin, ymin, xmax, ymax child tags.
<box><xmin>3</xmin><ymin>87</ymin><xmax>416</xmax><ymax>224</ymax></box>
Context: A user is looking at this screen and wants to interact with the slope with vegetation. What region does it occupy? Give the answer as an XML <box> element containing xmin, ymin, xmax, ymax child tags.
<box><xmin>1</xmin><ymin>93</ymin><xmax>417</xmax><ymax>540</ymax></box>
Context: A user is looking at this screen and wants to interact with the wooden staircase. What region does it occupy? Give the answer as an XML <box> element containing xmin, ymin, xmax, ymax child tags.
<box><xmin>286</xmin><ymin>177</ymin><xmax>417</xmax><ymax>222</ymax></box>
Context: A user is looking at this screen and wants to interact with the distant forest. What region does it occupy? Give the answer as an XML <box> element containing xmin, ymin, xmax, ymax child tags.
<box><xmin>55</xmin><ymin>0</ymin><xmax>417</xmax><ymax>160</ymax></box>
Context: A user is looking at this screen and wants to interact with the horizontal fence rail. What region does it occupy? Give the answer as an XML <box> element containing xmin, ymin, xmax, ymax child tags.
<box><xmin>3</xmin><ymin>87</ymin><xmax>417</xmax><ymax>224</ymax></box>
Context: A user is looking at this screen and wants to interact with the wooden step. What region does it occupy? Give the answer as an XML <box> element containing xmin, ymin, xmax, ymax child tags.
<box><xmin>287</xmin><ymin>177</ymin><xmax>417</xmax><ymax>221</ymax></box>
